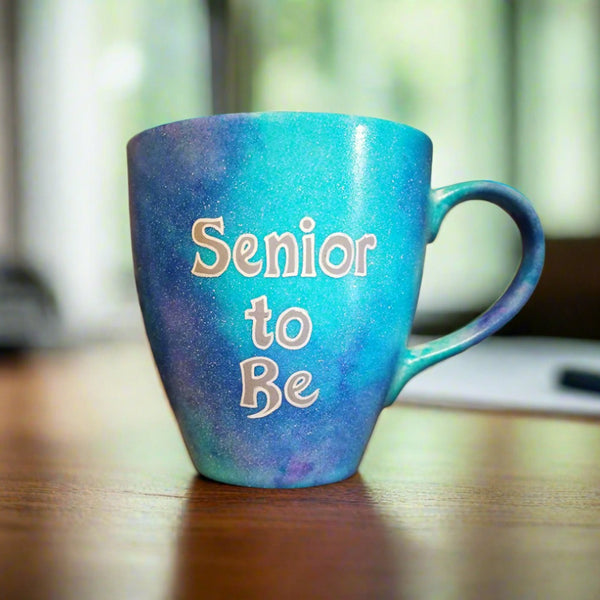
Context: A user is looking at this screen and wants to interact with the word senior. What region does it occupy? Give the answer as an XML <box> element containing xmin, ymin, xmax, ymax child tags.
<box><xmin>191</xmin><ymin>216</ymin><xmax>377</xmax><ymax>279</ymax></box>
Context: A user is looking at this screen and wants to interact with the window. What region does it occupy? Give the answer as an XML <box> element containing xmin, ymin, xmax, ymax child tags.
<box><xmin>14</xmin><ymin>0</ymin><xmax>211</xmax><ymax>336</ymax></box>
<box><xmin>3</xmin><ymin>0</ymin><xmax>598</xmax><ymax>340</ymax></box>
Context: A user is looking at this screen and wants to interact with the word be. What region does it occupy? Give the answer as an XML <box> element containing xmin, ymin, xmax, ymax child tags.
<box><xmin>240</xmin><ymin>357</ymin><xmax>319</xmax><ymax>419</ymax></box>
<box><xmin>191</xmin><ymin>216</ymin><xmax>377</xmax><ymax>279</ymax></box>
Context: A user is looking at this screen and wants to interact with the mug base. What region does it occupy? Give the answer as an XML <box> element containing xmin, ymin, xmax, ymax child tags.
<box><xmin>194</xmin><ymin>466</ymin><xmax>359</xmax><ymax>489</ymax></box>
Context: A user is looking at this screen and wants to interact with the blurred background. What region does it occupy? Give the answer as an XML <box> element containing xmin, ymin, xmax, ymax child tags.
<box><xmin>0</xmin><ymin>0</ymin><xmax>599</xmax><ymax>350</ymax></box>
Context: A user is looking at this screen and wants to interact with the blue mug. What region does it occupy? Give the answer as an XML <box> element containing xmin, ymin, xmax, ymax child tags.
<box><xmin>128</xmin><ymin>112</ymin><xmax>544</xmax><ymax>488</ymax></box>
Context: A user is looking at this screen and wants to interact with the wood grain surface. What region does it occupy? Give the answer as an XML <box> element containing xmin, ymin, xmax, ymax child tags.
<box><xmin>0</xmin><ymin>342</ymin><xmax>599</xmax><ymax>600</ymax></box>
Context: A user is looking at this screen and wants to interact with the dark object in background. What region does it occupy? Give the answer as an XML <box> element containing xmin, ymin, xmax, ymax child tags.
<box><xmin>0</xmin><ymin>262</ymin><xmax>59</xmax><ymax>354</ymax></box>
<box><xmin>416</xmin><ymin>237</ymin><xmax>600</xmax><ymax>341</ymax></box>
<box><xmin>500</xmin><ymin>237</ymin><xmax>600</xmax><ymax>339</ymax></box>
<box><xmin>559</xmin><ymin>368</ymin><xmax>600</xmax><ymax>396</ymax></box>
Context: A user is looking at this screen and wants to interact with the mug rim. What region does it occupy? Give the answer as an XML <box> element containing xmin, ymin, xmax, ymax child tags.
<box><xmin>127</xmin><ymin>111</ymin><xmax>432</xmax><ymax>150</ymax></box>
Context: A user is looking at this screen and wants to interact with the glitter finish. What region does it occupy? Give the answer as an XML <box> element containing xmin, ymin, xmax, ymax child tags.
<box><xmin>128</xmin><ymin>112</ymin><xmax>544</xmax><ymax>488</ymax></box>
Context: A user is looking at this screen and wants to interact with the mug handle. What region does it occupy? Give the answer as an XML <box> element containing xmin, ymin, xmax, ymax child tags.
<box><xmin>385</xmin><ymin>180</ymin><xmax>545</xmax><ymax>406</ymax></box>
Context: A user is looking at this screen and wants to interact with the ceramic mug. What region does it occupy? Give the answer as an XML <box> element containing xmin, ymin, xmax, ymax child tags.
<box><xmin>128</xmin><ymin>112</ymin><xmax>544</xmax><ymax>488</ymax></box>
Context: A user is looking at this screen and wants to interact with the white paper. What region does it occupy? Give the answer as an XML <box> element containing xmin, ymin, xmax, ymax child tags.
<box><xmin>401</xmin><ymin>337</ymin><xmax>600</xmax><ymax>417</ymax></box>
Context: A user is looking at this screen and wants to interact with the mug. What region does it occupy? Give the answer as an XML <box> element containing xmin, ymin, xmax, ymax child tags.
<box><xmin>127</xmin><ymin>112</ymin><xmax>544</xmax><ymax>488</ymax></box>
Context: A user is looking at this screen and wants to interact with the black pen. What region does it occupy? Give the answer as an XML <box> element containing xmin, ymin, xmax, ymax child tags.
<box><xmin>558</xmin><ymin>368</ymin><xmax>600</xmax><ymax>395</ymax></box>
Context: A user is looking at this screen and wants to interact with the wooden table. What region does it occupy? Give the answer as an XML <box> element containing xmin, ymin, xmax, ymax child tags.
<box><xmin>1</xmin><ymin>342</ymin><xmax>599</xmax><ymax>599</ymax></box>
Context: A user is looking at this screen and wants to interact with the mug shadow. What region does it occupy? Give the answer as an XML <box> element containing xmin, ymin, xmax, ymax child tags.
<box><xmin>171</xmin><ymin>474</ymin><xmax>407</xmax><ymax>600</ymax></box>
